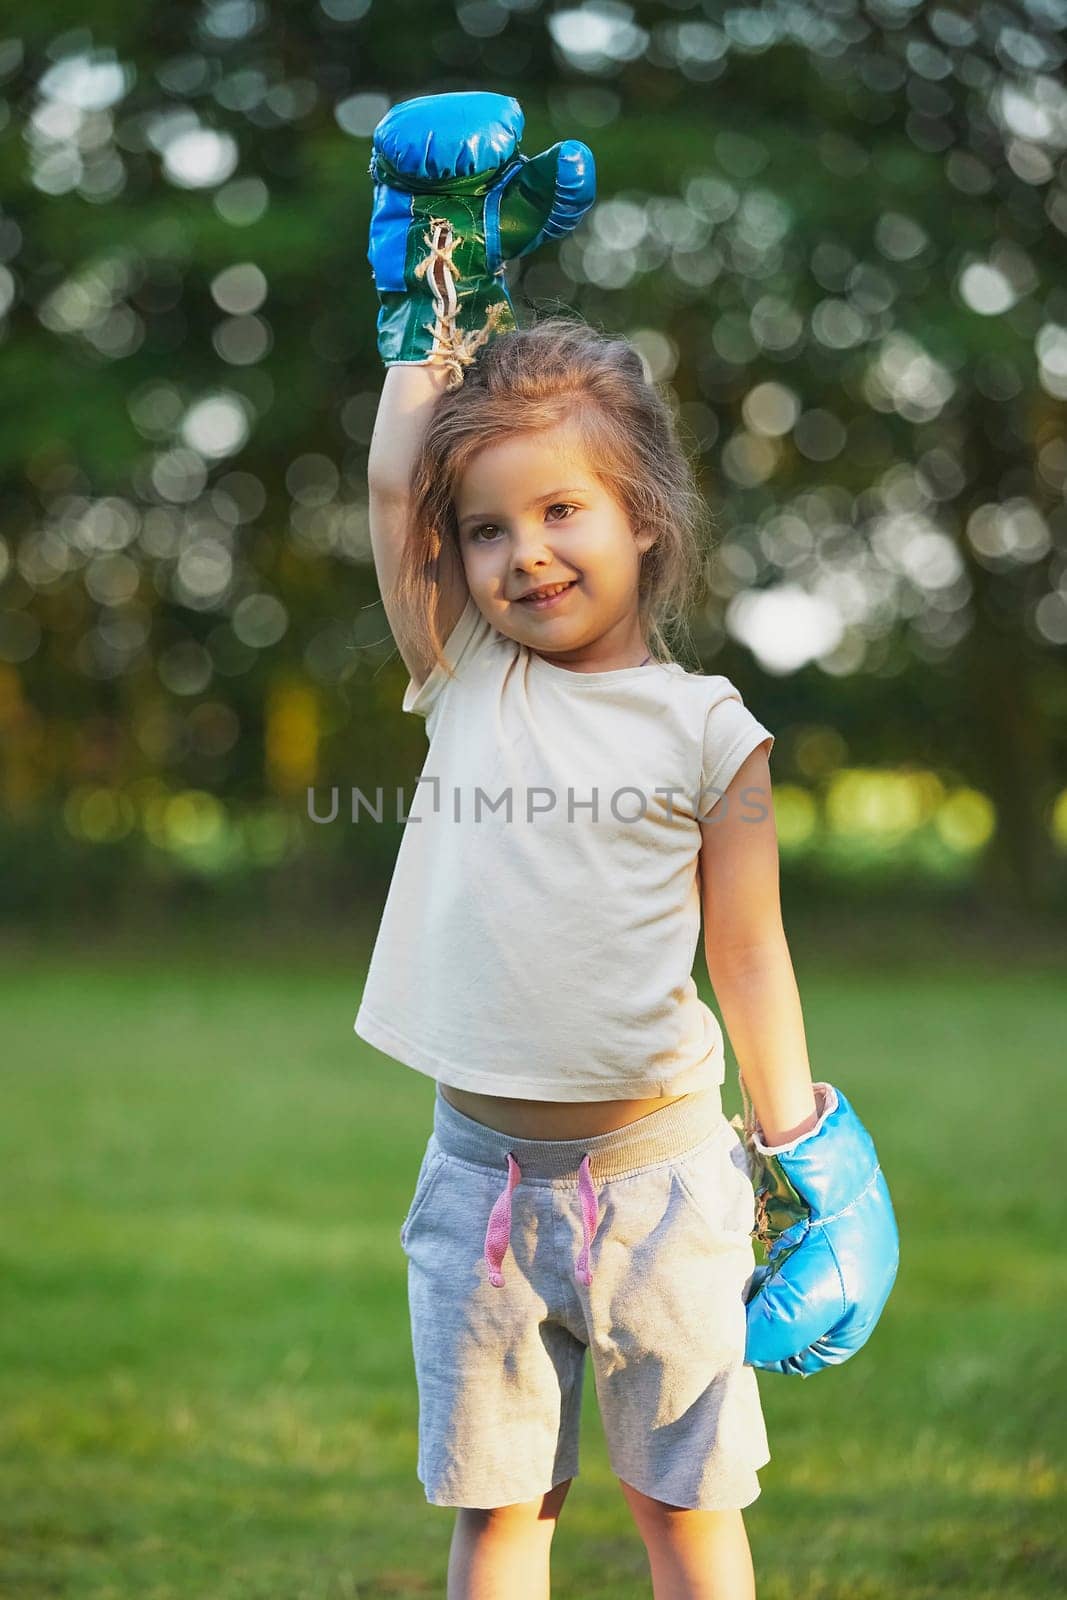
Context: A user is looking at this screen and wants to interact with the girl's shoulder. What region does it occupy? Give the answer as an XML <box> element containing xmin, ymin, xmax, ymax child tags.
<box><xmin>651</xmin><ymin>659</ymin><xmax>774</xmax><ymax>814</ymax></box>
<box><xmin>401</xmin><ymin>593</ymin><xmax>505</xmax><ymax>721</ymax></box>
<box><xmin>657</xmin><ymin>658</ymin><xmax>755</xmax><ymax>718</ymax></box>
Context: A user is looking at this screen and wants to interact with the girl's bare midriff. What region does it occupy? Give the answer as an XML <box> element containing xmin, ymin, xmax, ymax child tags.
<box><xmin>439</xmin><ymin>1083</ymin><xmax>690</xmax><ymax>1140</ymax></box>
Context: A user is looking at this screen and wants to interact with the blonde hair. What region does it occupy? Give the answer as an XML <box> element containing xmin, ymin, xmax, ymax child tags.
<box><xmin>393</xmin><ymin>315</ymin><xmax>714</xmax><ymax>679</ymax></box>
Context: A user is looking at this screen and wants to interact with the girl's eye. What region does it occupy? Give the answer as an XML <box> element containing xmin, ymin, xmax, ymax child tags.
<box><xmin>469</xmin><ymin>505</ymin><xmax>576</xmax><ymax>542</ymax></box>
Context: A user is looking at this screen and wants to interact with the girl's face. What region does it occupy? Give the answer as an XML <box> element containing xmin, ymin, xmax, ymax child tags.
<box><xmin>453</xmin><ymin>423</ymin><xmax>657</xmax><ymax>670</ymax></box>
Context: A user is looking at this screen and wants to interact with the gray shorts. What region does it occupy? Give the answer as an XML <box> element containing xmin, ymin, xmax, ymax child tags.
<box><xmin>399</xmin><ymin>1083</ymin><xmax>771</xmax><ymax>1511</ymax></box>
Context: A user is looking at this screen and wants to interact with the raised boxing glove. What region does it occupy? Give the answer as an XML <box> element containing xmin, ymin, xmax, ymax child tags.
<box><xmin>732</xmin><ymin>1077</ymin><xmax>900</xmax><ymax>1377</ymax></box>
<box><xmin>367</xmin><ymin>91</ymin><xmax>595</xmax><ymax>386</ymax></box>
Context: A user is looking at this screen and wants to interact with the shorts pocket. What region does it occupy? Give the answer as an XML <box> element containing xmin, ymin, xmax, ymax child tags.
<box><xmin>670</xmin><ymin>1128</ymin><xmax>757</xmax><ymax>1242</ymax></box>
<box><xmin>400</xmin><ymin>1145</ymin><xmax>448</xmax><ymax>1253</ymax></box>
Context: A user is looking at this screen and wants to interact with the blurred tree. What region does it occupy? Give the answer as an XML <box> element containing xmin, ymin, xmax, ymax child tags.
<box><xmin>0</xmin><ymin>0</ymin><xmax>1065</xmax><ymax>911</ymax></box>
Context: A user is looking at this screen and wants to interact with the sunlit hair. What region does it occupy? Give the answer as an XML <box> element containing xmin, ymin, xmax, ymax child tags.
<box><xmin>392</xmin><ymin>315</ymin><xmax>714</xmax><ymax>681</ymax></box>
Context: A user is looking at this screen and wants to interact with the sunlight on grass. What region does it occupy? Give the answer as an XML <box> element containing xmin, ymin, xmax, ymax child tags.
<box><xmin>2</xmin><ymin>954</ymin><xmax>1064</xmax><ymax>1598</ymax></box>
<box><xmin>29</xmin><ymin>1213</ymin><xmax>398</xmax><ymax>1272</ymax></box>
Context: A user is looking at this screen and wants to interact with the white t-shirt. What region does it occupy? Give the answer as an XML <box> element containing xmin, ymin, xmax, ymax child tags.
<box><xmin>353</xmin><ymin>595</ymin><xmax>774</xmax><ymax>1101</ymax></box>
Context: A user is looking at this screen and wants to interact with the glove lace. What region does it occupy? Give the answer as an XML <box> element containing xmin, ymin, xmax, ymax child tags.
<box><xmin>413</xmin><ymin>217</ymin><xmax>509</xmax><ymax>389</ymax></box>
<box><xmin>730</xmin><ymin>1060</ymin><xmax>776</xmax><ymax>1252</ymax></box>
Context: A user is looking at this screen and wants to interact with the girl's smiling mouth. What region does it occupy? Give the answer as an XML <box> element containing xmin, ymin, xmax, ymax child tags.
<box><xmin>516</xmin><ymin>580</ymin><xmax>579</xmax><ymax>610</ymax></box>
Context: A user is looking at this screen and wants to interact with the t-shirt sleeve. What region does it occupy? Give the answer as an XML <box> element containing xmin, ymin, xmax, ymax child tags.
<box><xmin>401</xmin><ymin>593</ymin><xmax>496</xmax><ymax>720</ymax></box>
<box><xmin>697</xmin><ymin>677</ymin><xmax>774</xmax><ymax>818</ymax></box>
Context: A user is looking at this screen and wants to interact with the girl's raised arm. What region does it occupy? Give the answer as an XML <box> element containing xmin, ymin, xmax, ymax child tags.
<box><xmin>367</xmin><ymin>363</ymin><xmax>468</xmax><ymax>689</ymax></box>
<box><xmin>363</xmin><ymin>91</ymin><xmax>596</xmax><ymax>691</ymax></box>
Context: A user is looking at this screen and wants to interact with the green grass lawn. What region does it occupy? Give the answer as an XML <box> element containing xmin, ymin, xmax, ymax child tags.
<box><xmin>2</xmin><ymin>926</ymin><xmax>1065</xmax><ymax>1598</ymax></box>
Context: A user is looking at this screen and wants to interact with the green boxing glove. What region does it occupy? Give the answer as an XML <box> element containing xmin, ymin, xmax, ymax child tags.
<box><xmin>367</xmin><ymin>91</ymin><xmax>596</xmax><ymax>387</ymax></box>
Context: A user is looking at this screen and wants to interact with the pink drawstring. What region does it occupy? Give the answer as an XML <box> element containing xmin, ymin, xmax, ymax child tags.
<box><xmin>484</xmin><ymin>1153</ymin><xmax>522</xmax><ymax>1287</ymax></box>
<box><xmin>483</xmin><ymin>1152</ymin><xmax>600</xmax><ymax>1288</ymax></box>
<box><xmin>574</xmin><ymin>1154</ymin><xmax>599</xmax><ymax>1286</ymax></box>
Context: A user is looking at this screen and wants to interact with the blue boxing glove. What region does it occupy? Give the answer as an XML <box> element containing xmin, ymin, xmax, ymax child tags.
<box><xmin>732</xmin><ymin>1078</ymin><xmax>900</xmax><ymax>1377</ymax></box>
<box><xmin>368</xmin><ymin>91</ymin><xmax>595</xmax><ymax>386</ymax></box>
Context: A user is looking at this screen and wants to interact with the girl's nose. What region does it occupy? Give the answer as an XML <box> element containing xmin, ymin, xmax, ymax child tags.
<box><xmin>512</xmin><ymin>546</ymin><xmax>556</xmax><ymax>572</ymax></box>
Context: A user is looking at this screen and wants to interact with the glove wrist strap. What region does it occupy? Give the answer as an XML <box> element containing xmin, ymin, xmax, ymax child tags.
<box><xmin>733</xmin><ymin>1064</ymin><xmax>836</xmax><ymax>1155</ymax></box>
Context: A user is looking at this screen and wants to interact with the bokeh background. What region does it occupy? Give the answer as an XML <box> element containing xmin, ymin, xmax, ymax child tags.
<box><xmin>3</xmin><ymin>4</ymin><xmax>1065</xmax><ymax>1598</ymax></box>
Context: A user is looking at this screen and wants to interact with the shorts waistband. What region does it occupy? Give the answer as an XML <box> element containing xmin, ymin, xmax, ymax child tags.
<box><xmin>432</xmin><ymin>1083</ymin><xmax>728</xmax><ymax>1185</ymax></box>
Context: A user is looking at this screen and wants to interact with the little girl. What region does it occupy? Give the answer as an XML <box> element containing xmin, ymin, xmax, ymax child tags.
<box><xmin>356</xmin><ymin>93</ymin><xmax>833</xmax><ymax>1600</ymax></box>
